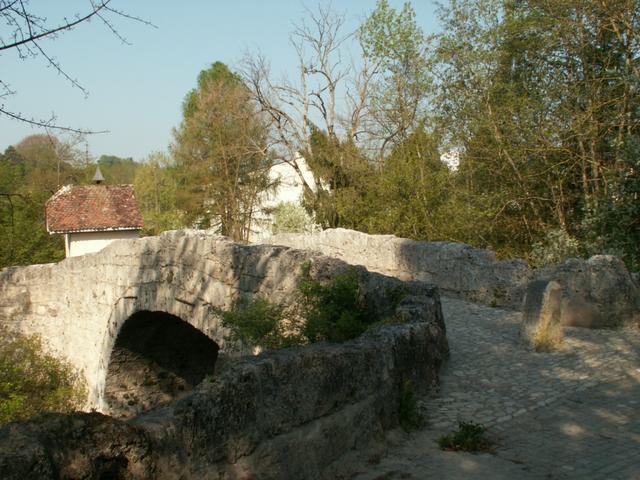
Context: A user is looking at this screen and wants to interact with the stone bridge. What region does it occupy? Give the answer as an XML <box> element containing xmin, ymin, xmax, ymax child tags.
<box><xmin>0</xmin><ymin>231</ymin><xmax>370</xmax><ymax>410</ymax></box>
<box><xmin>0</xmin><ymin>230</ymin><xmax>450</xmax><ymax>478</ymax></box>
<box><xmin>1</xmin><ymin>227</ymin><xmax>638</xmax><ymax>413</ymax></box>
<box><xmin>0</xmin><ymin>230</ymin><xmax>424</xmax><ymax>411</ymax></box>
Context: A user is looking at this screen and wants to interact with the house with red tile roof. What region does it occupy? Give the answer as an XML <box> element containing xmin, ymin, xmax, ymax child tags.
<box><xmin>45</xmin><ymin>167</ymin><xmax>143</xmax><ymax>257</ymax></box>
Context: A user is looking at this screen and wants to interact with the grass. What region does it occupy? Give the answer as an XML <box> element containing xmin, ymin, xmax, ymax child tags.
<box><xmin>530</xmin><ymin>310</ymin><xmax>564</xmax><ymax>352</ymax></box>
<box><xmin>437</xmin><ymin>421</ymin><xmax>494</xmax><ymax>453</ymax></box>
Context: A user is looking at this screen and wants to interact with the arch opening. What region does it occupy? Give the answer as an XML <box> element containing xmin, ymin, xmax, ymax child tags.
<box><xmin>105</xmin><ymin>310</ymin><xmax>219</xmax><ymax>419</ymax></box>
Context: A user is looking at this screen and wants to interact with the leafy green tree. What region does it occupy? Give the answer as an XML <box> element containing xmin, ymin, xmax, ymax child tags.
<box><xmin>365</xmin><ymin>128</ymin><xmax>455</xmax><ymax>240</ymax></box>
<box><xmin>181</xmin><ymin>62</ymin><xmax>243</xmax><ymax>119</ymax></box>
<box><xmin>301</xmin><ymin>126</ymin><xmax>375</xmax><ymax>229</ymax></box>
<box><xmin>133</xmin><ymin>152</ymin><xmax>185</xmax><ymax>235</ymax></box>
<box><xmin>14</xmin><ymin>134</ymin><xmax>82</xmax><ymax>193</ymax></box>
<box><xmin>359</xmin><ymin>0</ymin><xmax>432</xmax><ymax>156</ymax></box>
<box><xmin>172</xmin><ymin>62</ymin><xmax>275</xmax><ymax>241</ymax></box>
<box><xmin>0</xmin><ymin>144</ymin><xmax>65</xmax><ymax>269</ymax></box>
<box><xmin>433</xmin><ymin>0</ymin><xmax>640</xmax><ymax>265</ymax></box>
<box><xmin>96</xmin><ymin>155</ymin><xmax>139</xmax><ymax>184</ymax></box>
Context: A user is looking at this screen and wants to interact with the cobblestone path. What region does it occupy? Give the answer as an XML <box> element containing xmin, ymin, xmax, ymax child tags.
<box><xmin>353</xmin><ymin>297</ymin><xmax>640</xmax><ymax>480</ymax></box>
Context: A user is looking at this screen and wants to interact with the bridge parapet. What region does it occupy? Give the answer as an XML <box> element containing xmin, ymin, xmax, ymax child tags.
<box><xmin>0</xmin><ymin>229</ymin><xmax>447</xmax><ymax>410</ymax></box>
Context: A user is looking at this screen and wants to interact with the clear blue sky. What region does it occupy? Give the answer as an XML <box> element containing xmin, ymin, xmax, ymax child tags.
<box><xmin>0</xmin><ymin>1</ymin><xmax>441</xmax><ymax>162</ymax></box>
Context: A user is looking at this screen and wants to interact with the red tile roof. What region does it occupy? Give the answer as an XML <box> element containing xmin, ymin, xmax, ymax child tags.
<box><xmin>46</xmin><ymin>185</ymin><xmax>144</xmax><ymax>233</ymax></box>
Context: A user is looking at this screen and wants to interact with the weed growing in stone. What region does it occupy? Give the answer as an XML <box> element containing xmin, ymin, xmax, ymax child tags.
<box><xmin>399</xmin><ymin>380</ymin><xmax>424</xmax><ymax>431</ymax></box>
<box><xmin>385</xmin><ymin>284</ymin><xmax>408</xmax><ymax>309</ymax></box>
<box><xmin>0</xmin><ymin>327</ymin><xmax>86</xmax><ymax>425</ymax></box>
<box><xmin>437</xmin><ymin>421</ymin><xmax>493</xmax><ymax>453</ymax></box>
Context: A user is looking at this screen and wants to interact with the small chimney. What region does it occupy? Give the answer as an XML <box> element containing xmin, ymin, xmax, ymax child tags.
<box><xmin>92</xmin><ymin>165</ymin><xmax>105</xmax><ymax>185</ymax></box>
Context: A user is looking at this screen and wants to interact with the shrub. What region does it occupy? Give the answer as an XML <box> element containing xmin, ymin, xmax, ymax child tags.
<box><xmin>438</xmin><ymin>421</ymin><xmax>493</xmax><ymax>452</ymax></box>
<box><xmin>271</xmin><ymin>201</ymin><xmax>316</xmax><ymax>235</ymax></box>
<box><xmin>529</xmin><ymin>228</ymin><xmax>582</xmax><ymax>267</ymax></box>
<box><xmin>221</xmin><ymin>298</ymin><xmax>300</xmax><ymax>350</ymax></box>
<box><xmin>221</xmin><ymin>263</ymin><xmax>374</xmax><ymax>348</ymax></box>
<box><xmin>0</xmin><ymin>327</ymin><xmax>86</xmax><ymax>426</ymax></box>
<box><xmin>299</xmin><ymin>267</ymin><xmax>370</xmax><ymax>343</ymax></box>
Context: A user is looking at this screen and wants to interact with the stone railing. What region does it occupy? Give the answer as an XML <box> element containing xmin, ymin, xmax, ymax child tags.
<box><xmin>0</xmin><ymin>280</ymin><xmax>447</xmax><ymax>479</ymax></box>
<box><xmin>261</xmin><ymin>229</ymin><xmax>640</xmax><ymax>327</ymax></box>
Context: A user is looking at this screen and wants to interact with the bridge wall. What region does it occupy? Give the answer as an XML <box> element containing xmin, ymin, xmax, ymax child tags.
<box><xmin>263</xmin><ymin>228</ymin><xmax>531</xmax><ymax>307</ymax></box>
<box><xmin>262</xmin><ymin>229</ymin><xmax>640</xmax><ymax>326</ymax></box>
<box><xmin>0</xmin><ymin>290</ymin><xmax>447</xmax><ymax>479</ymax></box>
<box><xmin>0</xmin><ymin>229</ymin><xmax>445</xmax><ymax>409</ymax></box>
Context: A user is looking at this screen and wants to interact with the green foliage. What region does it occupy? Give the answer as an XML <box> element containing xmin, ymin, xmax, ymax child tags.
<box><xmin>359</xmin><ymin>127</ymin><xmax>457</xmax><ymax>240</ymax></box>
<box><xmin>529</xmin><ymin>229</ymin><xmax>582</xmax><ymax>267</ymax></box>
<box><xmin>96</xmin><ymin>155</ymin><xmax>139</xmax><ymax>184</ymax></box>
<box><xmin>0</xmin><ymin>327</ymin><xmax>86</xmax><ymax>425</ymax></box>
<box><xmin>271</xmin><ymin>201</ymin><xmax>315</xmax><ymax>235</ymax></box>
<box><xmin>0</xmin><ymin>146</ymin><xmax>65</xmax><ymax>269</ymax></box>
<box><xmin>399</xmin><ymin>380</ymin><xmax>424</xmax><ymax>431</ymax></box>
<box><xmin>173</xmin><ymin>61</ymin><xmax>275</xmax><ymax>240</ymax></box>
<box><xmin>433</xmin><ymin>0</ymin><xmax>640</xmax><ymax>265</ymax></box>
<box><xmin>299</xmin><ymin>268</ymin><xmax>370</xmax><ymax>343</ymax></box>
<box><xmin>302</xmin><ymin>126</ymin><xmax>374</xmax><ymax>229</ymax></box>
<box><xmin>438</xmin><ymin>421</ymin><xmax>493</xmax><ymax>453</ymax></box>
<box><xmin>359</xmin><ymin>0</ymin><xmax>431</xmax><ymax>147</ymax></box>
<box><xmin>133</xmin><ymin>152</ymin><xmax>186</xmax><ymax>236</ymax></box>
<box><xmin>221</xmin><ymin>263</ymin><xmax>374</xmax><ymax>349</ymax></box>
<box><xmin>182</xmin><ymin>61</ymin><xmax>243</xmax><ymax>119</ymax></box>
<box><xmin>221</xmin><ymin>298</ymin><xmax>299</xmax><ymax>350</ymax></box>
<box><xmin>581</xmin><ymin>140</ymin><xmax>640</xmax><ymax>272</ymax></box>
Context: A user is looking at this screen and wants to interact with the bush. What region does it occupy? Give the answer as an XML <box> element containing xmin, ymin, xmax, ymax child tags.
<box><xmin>299</xmin><ymin>267</ymin><xmax>370</xmax><ymax>343</ymax></box>
<box><xmin>221</xmin><ymin>298</ymin><xmax>299</xmax><ymax>350</ymax></box>
<box><xmin>271</xmin><ymin>201</ymin><xmax>316</xmax><ymax>235</ymax></box>
<box><xmin>0</xmin><ymin>327</ymin><xmax>86</xmax><ymax>426</ymax></box>
<box><xmin>529</xmin><ymin>228</ymin><xmax>582</xmax><ymax>267</ymax></box>
<box><xmin>438</xmin><ymin>421</ymin><xmax>493</xmax><ymax>452</ymax></box>
<box><xmin>221</xmin><ymin>263</ymin><xmax>373</xmax><ymax>349</ymax></box>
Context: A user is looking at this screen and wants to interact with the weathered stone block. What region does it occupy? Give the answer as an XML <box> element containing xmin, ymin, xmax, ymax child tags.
<box><xmin>533</xmin><ymin>255</ymin><xmax>640</xmax><ymax>328</ymax></box>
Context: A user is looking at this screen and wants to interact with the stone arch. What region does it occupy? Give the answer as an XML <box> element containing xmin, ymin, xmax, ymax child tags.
<box><xmin>91</xmin><ymin>282</ymin><xmax>229</xmax><ymax>410</ymax></box>
<box><xmin>105</xmin><ymin>310</ymin><xmax>220</xmax><ymax>419</ymax></box>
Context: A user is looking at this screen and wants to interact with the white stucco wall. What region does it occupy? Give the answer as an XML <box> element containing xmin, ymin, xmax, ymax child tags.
<box><xmin>67</xmin><ymin>230</ymin><xmax>140</xmax><ymax>257</ymax></box>
<box><xmin>250</xmin><ymin>156</ymin><xmax>318</xmax><ymax>241</ymax></box>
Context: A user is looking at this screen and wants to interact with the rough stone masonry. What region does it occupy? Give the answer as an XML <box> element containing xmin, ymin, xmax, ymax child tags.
<box><xmin>263</xmin><ymin>228</ymin><xmax>640</xmax><ymax>327</ymax></box>
<box><xmin>0</xmin><ymin>229</ymin><xmax>448</xmax><ymax>479</ymax></box>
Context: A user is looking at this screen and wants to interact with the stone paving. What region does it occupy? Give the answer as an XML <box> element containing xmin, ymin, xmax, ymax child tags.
<box><xmin>351</xmin><ymin>297</ymin><xmax>640</xmax><ymax>480</ymax></box>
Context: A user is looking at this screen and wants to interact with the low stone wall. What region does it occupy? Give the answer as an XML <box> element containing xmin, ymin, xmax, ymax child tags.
<box><xmin>262</xmin><ymin>229</ymin><xmax>640</xmax><ymax>326</ymax></box>
<box><xmin>263</xmin><ymin>228</ymin><xmax>531</xmax><ymax>308</ymax></box>
<box><xmin>0</xmin><ymin>289</ymin><xmax>448</xmax><ymax>479</ymax></box>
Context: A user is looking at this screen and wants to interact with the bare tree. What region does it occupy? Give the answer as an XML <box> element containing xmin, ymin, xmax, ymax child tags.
<box><xmin>0</xmin><ymin>0</ymin><xmax>155</xmax><ymax>133</ymax></box>
<box><xmin>240</xmin><ymin>5</ymin><xmax>377</xmax><ymax>195</ymax></box>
